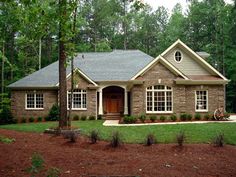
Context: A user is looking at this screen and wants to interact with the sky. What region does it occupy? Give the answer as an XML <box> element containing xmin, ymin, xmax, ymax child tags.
<box><xmin>143</xmin><ymin>0</ymin><xmax>234</xmax><ymax>13</ymax></box>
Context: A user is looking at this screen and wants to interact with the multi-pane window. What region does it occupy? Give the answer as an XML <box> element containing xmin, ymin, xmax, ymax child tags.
<box><xmin>26</xmin><ymin>93</ymin><xmax>44</xmax><ymax>109</ymax></box>
<box><xmin>195</xmin><ymin>91</ymin><xmax>208</xmax><ymax>111</ymax></box>
<box><xmin>67</xmin><ymin>89</ymin><xmax>87</xmax><ymax>110</ymax></box>
<box><xmin>146</xmin><ymin>85</ymin><xmax>172</xmax><ymax>113</ymax></box>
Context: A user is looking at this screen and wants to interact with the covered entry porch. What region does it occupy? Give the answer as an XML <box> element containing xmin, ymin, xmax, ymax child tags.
<box><xmin>98</xmin><ymin>84</ymin><xmax>129</xmax><ymax>119</ymax></box>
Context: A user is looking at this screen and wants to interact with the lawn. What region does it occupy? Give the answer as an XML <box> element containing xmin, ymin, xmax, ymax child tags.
<box><xmin>1</xmin><ymin>120</ymin><xmax>236</xmax><ymax>144</ymax></box>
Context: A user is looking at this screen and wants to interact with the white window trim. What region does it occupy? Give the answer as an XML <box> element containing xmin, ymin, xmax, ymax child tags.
<box><xmin>174</xmin><ymin>50</ymin><xmax>183</xmax><ymax>63</ymax></box>
<box><xmin>146</xmin><ymin>85</ymin><xmax>173</xmax><ymax>114</ymax></box>
<box><xmin>195</xmin><ymin>90</ymin><xmax>208</xmax><ymax>112</ymax></box>
<box><xmin>25</xmin><ymin>93</ymin><xmax>44</xmax><ymax>110</ymax></box>
<box><xmin>67</xmin><ymin>90</ymin><xmax>87</xmax><ymax>110</ymax></box>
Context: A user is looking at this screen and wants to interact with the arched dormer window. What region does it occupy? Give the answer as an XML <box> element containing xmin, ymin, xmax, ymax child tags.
<box><xmin>67</xmin><ymin>89</ymin><xmax>87</xmax><ymax>110</ymax></box>
<box><xmin>146</xmin><ymin>85</ymin><xmax>172</xmax><ymax>113</ymax></box>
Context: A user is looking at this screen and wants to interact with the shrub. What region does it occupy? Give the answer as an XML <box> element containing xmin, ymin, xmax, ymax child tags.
<box><xmin>194</xmin><ymin>113</ymin><xmax>201</xmax><ymax>120</ymax></box>
<box><xmin>81</xmin><ymin>115</ymin><xmax>87</xmax><ymax>121</ymax></box>
<box><xmin>176</xmin><ymin>131</ymin><xmax>185</xmax><ymax>147</ymax></box>
<box><xmin>89</xmin><ymin>115</ymin><xmax>96</xmax><ymax>120</ymax></box>
<box><xmin>110</xmin><ymin>131</ymin><xmax>122</xmax><ymax>148</ymax></box>
<box><xmin>149</xmin><ymin>115</ymin><xmax>157</xmax><ymax>122</ymax></box>
<box><xmin>97</xmin><ymin>115</ymin><xmax>103</xmax><ymax>120</ymax></box>
<box><xmin>145</xmin><ymin>133</ymin><xmax>156</xmax><ymax>146</ymax></box>
<box><xmin>180</xmin><ymin>113</ymin><xmax>187</xmax><ymax>121</ymax></box>
<box><xmin>160</xmin><ymin>116</ymin><xmax>166</xmax><ymax>122</ymax></box>
<box><xmin>46</xmin><ymin>167</ymin><xmax>60</xmax><ymax>177</ymax></box>
<box><xmin>29</xmin><ymin>117</ymin><xmax>34</xmax><ymax>122</ymax></box>
<box><xmin>139</xmin><ymin>114</ymin><xmax>146</xmax><ymax>123</ymax></box>
<box><xmin>224</xmin><ymin>112</ymin><xmax>230</xmax><ymax>119</ymax></box>
<box><xmin>26</xmin><ymin>152</ymin><xmax>44</xmax><ymax>176</ymax></box>
<box><xmin>73</xmin><ymin>115</ymin><xmax>80</xmax><ymax>121</ymax></box>
<box><xmin>89</xmin><ymin>130</ymin><xmax>99</xmax><ymax>144</ymax></box>
<box><xmin>0</xmin><ymin>136</ymin><xmax>15</xmax><ymax>144</ymax></box>
<box><xmin>204</xmin><ymin>113</ymin><xmax>211</xmax><ymax>121</ymax></box>
<box><xmin>0</xmin><ymin>105</ymin><xmax>15</xmax><ymax>125</ymax></box>
<box><xmin>123</xmin><ymin>115</ymin><xmax>137</xmax><ymax>124</ymax></box>
<box><xmin>37</xmin><ymin>117</ymin><xmax>42</xmax><ymax>122</ymax></box>
<box><xmin>170</xmin><ymin>114</ymin><xmax>177</xmax><ymax>122</ymax></box>
<box><xmin>212</xmin><ymin>133</ymin><xmax>224</xmax><ymax>147</ymax></box>
<box><xmin>186</xmin><ymin>114</ymin><xmax>192</xmax><ymax>121</ymax></box>
<box><xmin>62</xmin><ymin>130</ymin><xmax>78</xmax><ymax>143</ymax></box>
<box><xmin>21</xmin><ymin>117</ymin><xmax>27</xmax><ymax>123</ymax></box>
<box><xmin>46</xmin><ymin>104</ymin><xmax>59</xmax><ymax>121</ymax></box>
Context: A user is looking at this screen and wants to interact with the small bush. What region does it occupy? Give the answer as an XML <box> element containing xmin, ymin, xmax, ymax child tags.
<box><xmin>110</xmin><ymin>131</ymin><xmax>122</xmax><ymax>148</ymax></box>
<box><xmin>73</xmin><ymin>115</ymin><xmax>80</xmax><ymax>121</ymax></box>
<box><xmin>194</xmin><ymin>113</ymin><xmax>201</xmax><ymax>120</ymax></box>
<box><xmin>145</xmin><ymin>133</ymin><xmax>156</xmax><ymax>146</ymax></box>
<box><xmin>0</xmin><ymin>105</ymin><xmax>15</xmax><ymax>125</ymax></box>
<box><xmin>89</xmin><ymin>115</ymin><xmax>96</xmax><ymax>120</ymax></box>
<box><xmin>186</xmin><ymin>114</ymin><xmax>192</xmax><ymax>121</ymax></box>
<box><xmin>224</xmin><ymin>112</ymin><xmax>230</xmax><ymax>119</ymax></box>
<box><xmin>123</xmin><ymin>115</ymin><xmax>137</xmax><ymax>124</ymax></box>
<box><xmin>81</xmin><ymin>115</ymin><xmax>87</xmax><ymax>121</ymax></box>
<box><xmin>139</xmin><ymin>114</ymin><xmax>146</xmax><ymax>123</ymax></box>
<box><xmin>0</xmin><ymin>136</ymin><xmax>15</xmax><ymax>144</ymax></box>
<box><xmin>212</xmin><ymin>133</ymin><xmax>224</xmax><ymax>147</ymax></box>
<box><xmin>160</xmin><ymin>115</ymin><xmax>166</xmax><ymax>122</ymax></box>
<box><xmin>180</xmin><ymin>113</ymin><xmax>187</xmax><ymax>121</ymax></box>
<box><xmin>89</xmin><ymin>130</ymin><xmax>99</xmax><ymax>144</ymax></box>
<box><xmin>97</xmin><ymin>115</ymin><xmax>103</xmax><ymax>120</ymax></box>
<box><xmin>29</xmin><ymin>117</ymin><xmax>34</xmax><ymax>122</ymax></box>
<box><xmin>46</xmin><ymin>167</ymin><xmax>60</xmax><ymax>177</ymax></box>
<box><xmin>170</xmin><ymin>114</ymin><xmax>177</xmax><ymax>121</ymax></box>
<box><xmin>149</xmin><ymin>115</ymin><xmax>157</xmax><ymax>122</ymax></box>
<box><xmin>62</xmin><ymin>130</ymin><xmax>78</xmax><ymax>143</ymax></box>
<box><xmin>37</xmin><ymin>117</ymin><xmax>42</xmax><ymax>122</ymax></box>
<box><xmin>26</xmin><ymin>152</ymin><xmax>44</xmax><ymax>176</ymax></box>
<box><xmin>21</xmin><ymin>117</ymin><xmax>27</xmax><ymax>123</ymax></box>
<box><xmin>204</xmin><ymin>113</ymin><xmax>211</xmax><ymax>120</ymax></box>
<box><xmin>46</xmin><ymin>104</ymin><xmax>59</xmax><ymax>121</ymax></box>
<box><xmin>176</xmin><ymin>131</ymin><xmax>185</xmax><ymax>147</ymax></box>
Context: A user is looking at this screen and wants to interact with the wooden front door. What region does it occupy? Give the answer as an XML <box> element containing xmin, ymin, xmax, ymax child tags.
<box><xmin>104</xmin><ymin>94</ymin><xmax>123</xmax><ymax>114</ymax></box>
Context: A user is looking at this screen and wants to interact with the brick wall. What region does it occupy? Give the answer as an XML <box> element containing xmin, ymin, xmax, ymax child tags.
<box><xmin>130</xmin><ymin>62</ymin><xmax>225</xmax><ymax>117</ymax></box>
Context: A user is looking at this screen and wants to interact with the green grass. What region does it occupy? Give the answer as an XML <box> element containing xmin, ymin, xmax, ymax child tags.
<box><xmin>1</xmin><ymin>120</ymin><xmax>236</xmax><ymax>144</ymax></box>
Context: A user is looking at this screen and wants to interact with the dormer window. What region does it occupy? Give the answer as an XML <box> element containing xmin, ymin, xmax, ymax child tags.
<box><xmin>175</xmin><ymin>51</ymin><xmax>182</xmax><ymax>63</ymax></box>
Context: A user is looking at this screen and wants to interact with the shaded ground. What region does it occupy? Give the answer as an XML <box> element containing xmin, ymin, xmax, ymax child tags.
<box><xmin>0</xmin><ymin>129</ymin><xmax>236</xmax><ymax>177</ymax></box>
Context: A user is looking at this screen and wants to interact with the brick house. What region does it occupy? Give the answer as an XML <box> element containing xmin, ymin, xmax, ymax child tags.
<box><xmin>8</xmin><ymin>40</ymin><xmax>229</xmax><ymax>119</ymax></box>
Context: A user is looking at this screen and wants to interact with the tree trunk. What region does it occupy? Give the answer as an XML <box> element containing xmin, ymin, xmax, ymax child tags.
<box><xmin>58</xmin><ymin>0</ymin><xmax>68</xmax><ymax>128</ymax></box>
<box><xmin>39</xmin><ymin>38</ymin><xmax>42</xmax><ymax>70</ymax></box>
<box><xmin>123</xmin><ymin>0</ymin><xmax>127</xmax><ymax>50</ymax></box>
<box><xmin>1</xmin><ymin>42</ymin><xmax>5</xmax><ymax>95</ymax></box>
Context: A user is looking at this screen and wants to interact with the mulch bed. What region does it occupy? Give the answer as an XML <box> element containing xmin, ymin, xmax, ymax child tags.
<box><xmin>0</xmin><ymin>129</ymin><xmax>236</xmax><ymax>177</ymax></box>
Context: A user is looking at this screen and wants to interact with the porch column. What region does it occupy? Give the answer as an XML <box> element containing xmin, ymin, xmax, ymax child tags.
<box><xmin>124</xmin><ymin>88</ymin><xmax>128</xmax><ymax>115</ymax></box>
<box><xmin>98</xmin><ymin>90</ymin><xmax>103</xmax><ymax>115</ymax></box>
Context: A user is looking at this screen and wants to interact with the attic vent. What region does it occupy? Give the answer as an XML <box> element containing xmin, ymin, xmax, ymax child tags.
<box><xmin>174</xmin><ymin>51</ymin><xmax>182</xmax><ymax>63</ymax></box>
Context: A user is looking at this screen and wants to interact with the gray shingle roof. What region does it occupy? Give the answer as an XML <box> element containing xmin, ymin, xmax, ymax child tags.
<box><xmin>8</xmin><ymin>50</ymin><xmax>154</xmax><ymax>88</ymax></box>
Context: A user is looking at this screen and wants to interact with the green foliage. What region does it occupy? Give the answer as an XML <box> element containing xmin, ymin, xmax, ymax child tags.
<box><xmin>37</xmin><ymin>117</ymin><xmax>42</xmax><ymax>122</ymax></box>
<box><xmin>180</xmin><ymin>113</ymin><xmax>187</xmax><ymax>121</ymax></box>
<box><xmin>73</xmin><ymin>115</ymin><xmax>80</xmax><ymax>121</ymax></box>
<box><xmin>46</xmin><ymin>167</ymin><xmax>60</xmax><ymax>177</ymax></box>
<box><xmin>97</xmin><ymin>115</ymin><xmax>103</xmax><ymax>120</ymax></box>
<box><xmin>46</xmin><ymin>104</ymin><xmax>59</xmax><ymax>121</ymax></box>
<box><xmin>170</xmin><ymin>114</ymin><xmax>177</xmax><ymax>122</ymax></box>
<box><xmin>186</xmin><ymin>114</ymin><xmax>192</xmax><ymax>121</ymax></box>
<box><xmin>81</xmin><ymin>115</ymin><xmax>87</xmax><ymax>121</ymax></box>
<box><xmin>89</xmin><ymin>130</ymin><xmax>99</xmax><ymax>144</ymax></box>
<box><xmin>194</xmin><ymin>113</ymin><xmax>201</xmax><ymax>120</ymax></box>
<box><xmin>29</xmin><ymin>117</ymin><xmax>34</xmax><ymax>123</ymax></box>
<box><xmin>204</xmin><ymin>113</ymin><xmax>211</xmax><ymax>120</ymax></box>
<box><xmin>88</xmin><ymin>115</ymin><xmax>96</xmax><ymax>120</ymax></box>
<box><xmin>62</xmin><ymin>130</ymin><xmax>78</xmax><ymax>143</ymax></box>
<box><xmin>160</xmin><ymin>115</ymin><xmax>166</xmax><ymax>122</ymax></box>
<box><xmin>123</xmin><ymin>115</ymin><xmax>137</xmax><ymax>124</ymax></box>
<box><xmin>0</xmin><ymin>135</ymin><xmax>15</xmax><ymax>144</ymax></box>
<box><xmin>176</xmin><ymin>131</ymin><xmax>185</xmax><ymax>147</ymax></box>
<box><xmin>110</xmin><ymin>131</ymin><xmax>122</xmax><ymax>148</ymax></box>
<box><xmin>27</xmin><ymin>152</ymin><xmax>44</xmax><ymax>177</ymax></box>
<box><xmin>212</xmin><ymin>133</ymin><xmax>224</xmax><ymax>147</ymax></box>
<box><xmin>149</xmin><ymin>115</ymin><xmax>157</xmax><ymax>122</ymax></box>
<box><xmin>139</xmin><ymin>114</ymin><xmax>146</xmax><ymax>122</ymax></box>
<box><xmin>0</xmin><ymin>94</ymin><xmax>15</xmax><ymax>125</ymax></box>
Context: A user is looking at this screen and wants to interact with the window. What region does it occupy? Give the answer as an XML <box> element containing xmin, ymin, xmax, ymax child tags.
<box><xmin>175</xmin><ymin>51</ymin><xmax>182</xmax><ymax>62</ymax></box>
<box><xmin>195</xmin><ymin>91</ymin><xmax>208</xmax><ymax>112</ymax></box>
<box><xmin>146</xmin><ymin>85</ymin><xmax>172</xmax><ymax>113</ymax></box>
<box><xmin>67</xmin><ymin>89</ymin><xmax>87</xmax><ymax>110</ymax></box>
<box><xmin>26</xmin><ymin>93</ymin><xmax>44</xmax><ymax>109</ymax></box>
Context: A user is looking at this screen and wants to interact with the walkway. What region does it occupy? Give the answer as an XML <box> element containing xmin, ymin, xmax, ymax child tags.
<box><xmin>103</xmin><ymin>115</ymin><xmax>236</xmax><ymax>127</ymax></box>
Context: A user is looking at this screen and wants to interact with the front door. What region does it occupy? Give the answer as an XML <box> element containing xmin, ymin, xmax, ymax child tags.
<box><xmin>105</xmin><ymin>94</ymin><xmax>123</xmax><ymax>114</ymax></box>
